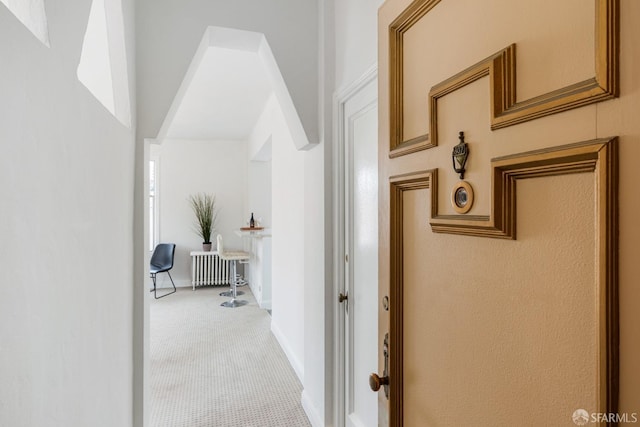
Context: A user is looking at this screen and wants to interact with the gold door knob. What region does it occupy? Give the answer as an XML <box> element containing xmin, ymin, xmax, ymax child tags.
<box><xmin>369</xmin><ymin>373</ymin><xmax>389</xmax><ymax>392</ymax></box>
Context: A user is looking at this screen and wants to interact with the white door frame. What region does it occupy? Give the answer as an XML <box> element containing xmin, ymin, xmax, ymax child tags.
<box><xmin>333</xmin><ymin>65</ymin><xmax>378</xmax><ymax>427</ymax></box>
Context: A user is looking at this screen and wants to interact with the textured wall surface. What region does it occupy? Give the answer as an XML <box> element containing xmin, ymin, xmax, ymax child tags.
<box><xmin>0</xmin><ymin>0</ymin><xmax>136</xmax><ymax>425</ymax></box>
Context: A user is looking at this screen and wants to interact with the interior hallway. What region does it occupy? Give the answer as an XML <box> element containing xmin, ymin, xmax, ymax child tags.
<box><xmin>150</xmin><ymin>287</ymin><xmax>311</xmax><ymax>427</ymax></box>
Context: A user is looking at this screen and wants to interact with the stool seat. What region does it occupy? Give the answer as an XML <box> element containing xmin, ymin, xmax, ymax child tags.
<box><xmin>218</xmin><ymin>251</ymin><xmax>250</xmax><ymax>261</ymax></box>
<box><xmin>218</xmin><ymin>251</ymin><xmax>249</xmax><ymax>298</ymax></box>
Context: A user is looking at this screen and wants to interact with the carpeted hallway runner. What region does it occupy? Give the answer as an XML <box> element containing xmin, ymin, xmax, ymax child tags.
<box><xmin>150</xmin><ymin>287</ymin><xmax>312</xmax><ymax>427</ymax></box>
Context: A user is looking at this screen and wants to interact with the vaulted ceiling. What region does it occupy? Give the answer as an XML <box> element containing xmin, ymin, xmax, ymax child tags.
<box><xmin>161</xmin><ymin>46</ymin><xmax>272</xmax><ymax>141</ymax></box>
<box><xmin>157</xmin><ymin>25</ymin><xmax>279</xmax><ymax>142</ymax></box>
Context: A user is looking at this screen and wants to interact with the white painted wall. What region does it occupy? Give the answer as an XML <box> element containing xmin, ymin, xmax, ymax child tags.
<box><xmin>268</xmin><ymin>98</ymin><xmax>307</xmax><ymax>380</ymax></box>
<box><xmin>334</xmin><ymin>0</ymin><xmax>385</xmax><ymax>90</ymax></box>
<box><xmin>156</xmin><ymin>139</ymin><xmax>247</xmax><ymax>287</ymax></box>
<box><xmin>301</xmin><ymin>141</ymin><xmax>327</xmax><ymax>426</ymax></box>
<box><xmin>248</xmin><ymin>73</ymin><xmax>328</xmax><ymax>427</ymax></box>
<box><xmin>248</xmin><ymin>95</ymin><xmax>312</xmax><ymax>383</ymax></box>
<box><xmin>0</xmin><ymin>0</ymin><xmax>136</xmax><ymax>426</ymax></box>
<box><xmin>247</xmin><ymin>160</ymin><xmax>272</xmax><ymax>229</ymax></box>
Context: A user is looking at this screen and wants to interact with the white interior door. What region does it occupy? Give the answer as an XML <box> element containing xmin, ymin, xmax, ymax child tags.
<box><xmin>342</xmin><ymin>74</ymin><xmax>378</xmax><ymax>427</ymax></box>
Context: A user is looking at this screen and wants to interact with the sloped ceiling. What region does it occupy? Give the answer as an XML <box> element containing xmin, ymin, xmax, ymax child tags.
<box><xmin>163</xmin><ymin>46</ymin><xmax>272</xmax><ymax>141</ymax></box>
<box><xmin>157</xmin><ymin>26</ymin><xmax>312</xmax><ymax>150</ymax></box>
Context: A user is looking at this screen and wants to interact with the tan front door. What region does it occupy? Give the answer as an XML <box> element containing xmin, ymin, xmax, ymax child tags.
<box><xmin>375</xmin><ymin>0</ymin><xmax>619</xmax><ymax>426</ymax></box>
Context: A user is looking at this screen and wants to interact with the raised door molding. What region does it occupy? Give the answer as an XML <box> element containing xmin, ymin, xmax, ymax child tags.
<box><xmin>388</xmin><ymin>0</ymin><xmax>619</xmax><ymax>157</ymax></box>
<box><xmin>388</xmin><ymin>137</ymin><xmax>619</xmax><ymax>425</ymax></box>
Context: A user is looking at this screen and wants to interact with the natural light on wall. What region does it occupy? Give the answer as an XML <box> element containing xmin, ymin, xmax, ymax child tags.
<box><xmin>77</xmin><ymin>0</ymin><xmax>131</xmax><ymax>128</ymax></box>
<box><xmin>0</xmin><ymin>0</ymin><xmax>50</xmax><ymax>46</ymax></box>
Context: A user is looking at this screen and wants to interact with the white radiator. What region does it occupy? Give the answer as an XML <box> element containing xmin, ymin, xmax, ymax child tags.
<box><xmin>190</xmin><ymin>251</ymin><xmax>230</xmax><ymax>290</ymax></box>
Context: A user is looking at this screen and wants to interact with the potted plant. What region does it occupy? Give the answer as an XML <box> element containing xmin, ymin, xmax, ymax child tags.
<box><xmin>188</xmin><ymin>193</ymin><xmax>217</xmax><ymax>251</ymax></box>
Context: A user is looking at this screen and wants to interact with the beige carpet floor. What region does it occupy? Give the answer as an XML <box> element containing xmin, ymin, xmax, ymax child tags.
<box><xmin>150</xmin><ymin>286</ymin><xmax>311</xmax><ymax>427</ymax></box>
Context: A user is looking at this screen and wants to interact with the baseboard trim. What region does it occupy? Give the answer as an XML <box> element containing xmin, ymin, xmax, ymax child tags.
<box><xmin>301</xmin><ymin>390</ymin><xmax>324</xmax><ymax>427</ymax></box>
<box><xmin>260</xmin><ymin>298</ymin><xmax>272</xmax><ymax>310</ymax></box>
<box><xmin>153</xmin><ymin>279</ymin><xmax>192</xmax><ymax>289</ymax></box>
<box><xmin>271</xmin><ymin>321</ymin><xmax>304</xmax><ymax>382</ymax></box>
<box><xmin>175</xmin><ymin>279</ymin><xmax>191</xmax><ymax>288</ymax></box>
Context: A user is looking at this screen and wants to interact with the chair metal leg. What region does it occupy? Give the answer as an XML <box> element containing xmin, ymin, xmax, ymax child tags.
<box><xmin>150</xmin><ymin>271</ymin><xmax>177</xmax><ymax>299</ymax></box>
